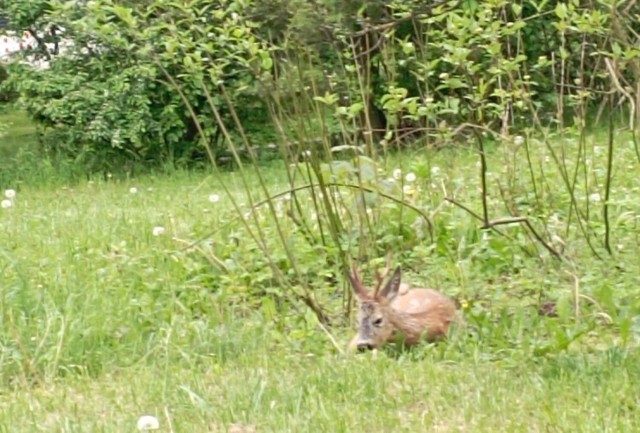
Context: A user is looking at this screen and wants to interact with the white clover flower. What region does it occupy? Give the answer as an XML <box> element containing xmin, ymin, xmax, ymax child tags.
<box><xmin>129</xmin><ymin>187</ymin><xmax>138</xmax><ymax>194</ymax></box>
<box><xmin>152</xmin><ymin>226</ymin><xmax>165</xmax><ymax>236</ymax></box>
<box><xmin>137</xmin><ymin>415</ymin><xmax>160</xmax><ymax>431</ymax></box>
<box><xmin>405</xmin><ymin>172</ymin><xmax>417</xmax><ymax>182</ymax></box>
<box><xmin>1</xmin><ymin>199</ymin><xmax>12</xmax><ymax>209</ymax></box>
<box><xmin>589</xmin><ymin>193</ymin><xmax>601</xmax><ymax>202</ymax></box>
<box><xmin>514</xmin><ymin>135</ymin><xmax>524</xmax><ymax>145</ymax></box>
<box><xmin>430</xmin><ymin>166</ymin><xmax>441</xmax><ymax>176</ymax></box>
<box><xmin>4</xmin><ymin>189</ymin><xmax>16</xmax><ymax>199</ymax></box>
<box><xmin>393</xmin><ymin>168</ymin><xmax>402</xmax><ymax>180</ymax></box>
<box><xmin>209</xmin><ymin>194</ymin><xmax>220</xmax><ymax>203</ymax></box>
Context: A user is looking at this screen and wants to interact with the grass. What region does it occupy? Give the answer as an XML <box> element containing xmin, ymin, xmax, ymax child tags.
<box><xmin>0</xmin><ymin>106</ymin><xmax>38</xmax><ymax>159</ymax></box>
<box><xmin>1</xmin><ymin>110</ymin><xmax>640</xmax><ymax>431</ymax></box>
<box><xmin>2</xmin><ymin>348</ymin><xmax>639</xmax><ymax>432</ymax></box>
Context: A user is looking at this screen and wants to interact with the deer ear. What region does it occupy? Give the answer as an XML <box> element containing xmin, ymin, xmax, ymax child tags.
<box><xmin>378</xmin><ymin>267</ymin><xmax>401</xmax><ymax>300</ymax></box>
<box><xmin>348</xmin><ymin>267</ymin><xmax>369</xmax><ymax>300</ymax></box>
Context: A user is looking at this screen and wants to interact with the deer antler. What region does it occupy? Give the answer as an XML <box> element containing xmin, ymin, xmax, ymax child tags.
<box><xmin>348</xmin><ymin>265</ymin><xmax>370</xmax><ymax>299</ymax></box>
<box><xmin>373</xmin><ymin>253</ymin><xmax>392</xmax><ymax>296</ymax></box>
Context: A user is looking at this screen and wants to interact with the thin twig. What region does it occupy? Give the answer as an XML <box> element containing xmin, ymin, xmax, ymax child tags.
<box><xmin>604</xmin><ymin>57</ymin><xmax>636</xmax><ymax>130</ymax></box>
<box><xmin>483</xmin><ymin>217</ymin><xmax>563</xmax><ymax>260</ymax></box>
<box><xmin>315</xmin><ymin>319</ymin><xmax>344</xmax><ymax>355</ymax></box>
<box><xmin>444</xmin><ymin>196</ymin><xmax>483</xmax><ymax>222</ymax></box>
<box><xmin>604</xmin><ymin>94</ymin><xmax>615</xmax><ymax>255</ymax></box>
<box><xmin>472</xmin><ymin>125</ymin><xmax>490</xmax><ymax>225</ymax></box>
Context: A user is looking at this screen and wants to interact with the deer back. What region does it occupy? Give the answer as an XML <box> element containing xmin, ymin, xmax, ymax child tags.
<box><xmin>388</xmin><ymin>287</ymin><xmax>457</xmax><ymax>344</ymax></box>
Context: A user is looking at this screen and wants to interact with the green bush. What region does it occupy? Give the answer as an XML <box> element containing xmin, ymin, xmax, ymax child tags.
<box><xmin>2</xmin><ymin>0</ymin><xmax>639</xmax><ymax>169</ymax></box>
<box><xmin>0</xmin><ymin>63</ymin><xmax>15</xmax><ymax>102</ymax></box>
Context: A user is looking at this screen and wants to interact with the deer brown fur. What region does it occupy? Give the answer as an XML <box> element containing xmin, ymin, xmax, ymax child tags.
<box><xmin>349</xmin><ymin>262</ymin><xmax>459</xmax><ymax>351</ymax></box>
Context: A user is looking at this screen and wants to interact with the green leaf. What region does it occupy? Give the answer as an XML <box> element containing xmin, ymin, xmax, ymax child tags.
<box><xmin>260</xmin><ymin>53</ymin><xmax>273</xmax><ymax>71</ymax></box>
<box><xmin>555</xmin><ymin>3</ymin><xmax>567</xmax><ymax>19</ymax></box>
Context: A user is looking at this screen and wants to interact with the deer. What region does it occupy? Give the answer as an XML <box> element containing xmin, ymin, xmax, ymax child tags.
<box><xmin>348</xmin><ymin>259</ymin><xmax>460</xmax><ymax>351</ymax></box>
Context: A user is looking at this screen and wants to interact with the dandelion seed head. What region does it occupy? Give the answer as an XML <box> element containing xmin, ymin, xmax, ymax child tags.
<box><xmin>137</xmin><ymin>415</ymin><xmax>160</xmax><ymax>431</ymax></box>
<box><xmin>403</xmin><ymin>185</ymin><xmax>415</xmax><ymax>195</ymax></box>
<box><xmin>129</xmin><ymin>187</ymin><xmax>138</xmax><ymax>194</ymax></box>
<box><xmin>431</xmin><ymin>166</ymin><xmax>441</xmax><ymax>176</ymax></box>
<box><xmin>1</xmin><ymin>199</ymin><xmax>12</xmax><ymax>209</ymax></box>
<box><xmin>589</xmin><ymin>193</ymin><xmax>601</xmax><ymax>202</ymax></box>
<box><xmin>209</xmin><ymin>194</ymin><xmax>220</xmax><ymax>203</ymax></box>
<box><xmin>5</xmin><ymin>189</ymin><xmax>16</xmax><ymax>198</ymax></box>
<box><xmin>405</xmin><ymin>172</ymin><xmax>416</xmax><ymax>182</ymax></box>
<box><xmin>514</xmin><ymin>135</ymin><xmax>524</xmax><ymax>145</ymax></box>
<box><xmin>152</xmin><ymin>226</ymin><xmax>165</xmax><ymax>236</ymax></box>
<box><xmin>393</xmin><ymin>168</ymin><xmax>402</xmax><ymax>180</ymax></box>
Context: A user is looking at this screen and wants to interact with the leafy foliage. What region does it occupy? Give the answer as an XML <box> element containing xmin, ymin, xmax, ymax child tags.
<box><xmin>1</xmin><ymin>0</ymin><xmax>274</xmax><ymax>168</ymax></box>
<box><xmin>2</xmin><ymin>0</ymin><xmax>639</xmax><ymax>168</ymax></box>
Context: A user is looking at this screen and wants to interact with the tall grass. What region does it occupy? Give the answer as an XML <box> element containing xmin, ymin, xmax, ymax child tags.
<box><xmin>1</xmin><ymin>109</ymin><xmax>639</xmax><ymax>430</ymax></box>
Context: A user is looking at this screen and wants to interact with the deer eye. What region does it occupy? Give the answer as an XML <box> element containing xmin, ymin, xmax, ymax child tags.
<box><xmin>372</xmin><ymin>318</ymin><xmax>383</xmax><ymax>327</ymax></box>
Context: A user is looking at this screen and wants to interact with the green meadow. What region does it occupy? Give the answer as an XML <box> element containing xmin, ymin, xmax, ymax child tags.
<box><xmin>0</xmin><ymin>109</ymin><xmax>639</xmax><ymax>432</ymax></box>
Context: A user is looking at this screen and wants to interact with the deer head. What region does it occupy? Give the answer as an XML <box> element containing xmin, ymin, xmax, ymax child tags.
<box><xmin>349</xmin><ymin>261</ymin><xmax>403</xmax><ymax>351</ymax></box>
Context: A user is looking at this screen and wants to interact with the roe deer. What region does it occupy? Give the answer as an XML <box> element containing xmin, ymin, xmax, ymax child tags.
<box><xmin>349</xmin><ymin>261</ymin><xmax>459</xmax><ymax>351</ymax></box>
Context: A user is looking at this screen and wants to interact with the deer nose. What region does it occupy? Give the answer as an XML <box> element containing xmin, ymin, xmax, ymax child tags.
<box><xmin>357</xmin><ymin>343</ymin><xmax>374</xmax><ymax>352</ymax></box>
